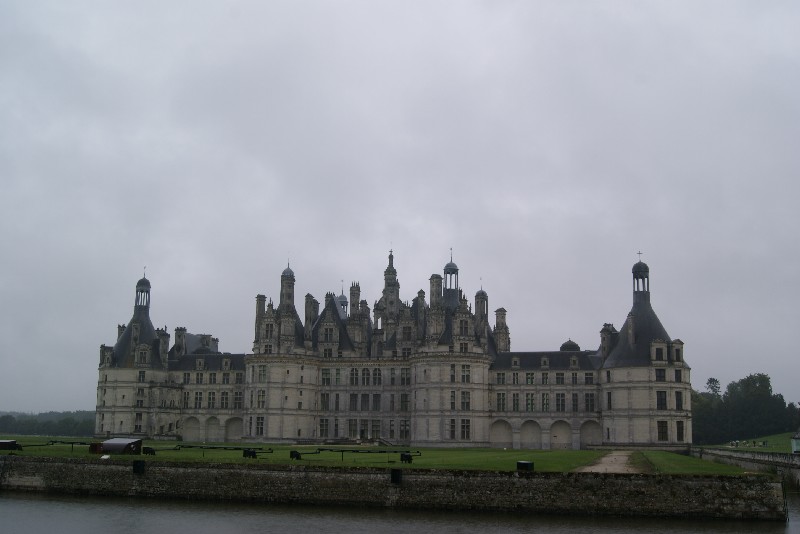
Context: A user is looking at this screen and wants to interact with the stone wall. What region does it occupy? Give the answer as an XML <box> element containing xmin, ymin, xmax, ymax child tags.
<box><xmin>0</xmin><ymin>456</ymin><xmax>786</xmax><ymax>520</ymax></box>
<box><xmin>691</xmin><ymin>447</ymin><xmax>800</xmax><ymax>488</ymax></box>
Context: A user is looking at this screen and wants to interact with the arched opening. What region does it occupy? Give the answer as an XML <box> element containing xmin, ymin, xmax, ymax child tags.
<box><xmin>225</xmin><ymin>418</ymin><xmax>243</xmax><ymax>441</ymax></box>
<box><xmin>580</xmin><ymin>420</ymin><xmax>603</xmax><ymax>449</ymax></box>
<box><xmin>550</xmin><ymin>420</ymin><xmax>572</xmax><ymax>450</ymax></box>
<box><xmin>520</xmin><ymin>420</ymin><xmax>542</xmax><ymax>449</ymax></box>
<box><xmin>205</xmin><ymin>417</ymin><xmax>221</xmax><ymax>442</ymax></box>
<box><xmin>489</xmin><ymin>420</ymin><xmax>513</xmax><ymax>448</ymax></box>
<box><xmin>182</xmin><ymin>417</ymin><xmax>201</xmax><ymax>442</ymax></box>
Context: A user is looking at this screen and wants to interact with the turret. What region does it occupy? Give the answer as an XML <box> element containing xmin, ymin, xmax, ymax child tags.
<box><xmin>280</xmin><ymin>264</ymin><xmax>295</xmax><ymax>310</ymax></box>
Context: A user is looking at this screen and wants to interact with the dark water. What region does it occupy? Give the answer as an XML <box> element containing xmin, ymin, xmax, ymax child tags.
<box><xmin>2</xmin><ymin>490</ymin><xmax>799</xmax><ymax>534</ymax></box>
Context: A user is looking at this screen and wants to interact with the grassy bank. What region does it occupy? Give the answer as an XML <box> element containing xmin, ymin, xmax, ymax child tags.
<box><xmin>1</xmin><ymin>435</ymin><xmax>752</xmax><ymax>475</ymax></box>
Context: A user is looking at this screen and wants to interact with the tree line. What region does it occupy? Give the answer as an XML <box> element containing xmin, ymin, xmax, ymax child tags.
<box><xmin>692</xmin><ymin>373</ymin><xmax>800</xmax><ymax>445</ymax></box>
<box><xmin>0</xmin><ymin>411</ymin><xmax>94</xmax><ymax>437</ymax></box>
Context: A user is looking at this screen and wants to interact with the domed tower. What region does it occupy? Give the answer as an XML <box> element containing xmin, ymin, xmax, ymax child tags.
<box><xmin>443</xmin><ymin>252</ymin><xmax>460</xmax><ymax>310</ymax></box>
<box><xmin>279</xmin><ymin>264</ymin><xmax>296</xmax><ymax>310</ymax></box>
<box><xmin>111</xmin><ymin>276</ymin><xmax>159</xmax><ymax>368</ymax></box>
<box><xmin>601</xmin><ymin>259</ymin><xmax>692</xmax><ymax>448</ymax></box>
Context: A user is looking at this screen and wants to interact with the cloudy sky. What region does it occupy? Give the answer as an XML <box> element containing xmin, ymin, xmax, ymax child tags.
<box><xmin>1</xmin><ymin>1</ymin><xmax>798</xmax><ymax>413</ymax></box>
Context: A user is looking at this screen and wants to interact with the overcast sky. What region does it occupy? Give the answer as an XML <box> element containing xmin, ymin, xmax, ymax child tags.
<box><xmin>1</xmin><ymin>1</ymin><xmax>798</xmax><ymax>413</ymax></box>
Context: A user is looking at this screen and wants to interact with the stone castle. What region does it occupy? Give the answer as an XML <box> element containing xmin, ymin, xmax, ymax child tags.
<box><xmin>95</xmin><ymin>252</ymin><xmax>691</xmax><ymax>449</ymax></box>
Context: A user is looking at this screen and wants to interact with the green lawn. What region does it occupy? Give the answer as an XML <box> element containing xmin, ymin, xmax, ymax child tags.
<box><xmin>631</xmin><ymin>451</ymin><xmax>746</xmax><ymax>475</ymax></box>
<box><xmin>0</xmin><ymin>435</ymin><xmax>756</xmax><ymax>475</ymax></box>
<box><xmin>705</xmin><ymin>432</ymin><xmax>795</xmax><ymax>453</ymax></box>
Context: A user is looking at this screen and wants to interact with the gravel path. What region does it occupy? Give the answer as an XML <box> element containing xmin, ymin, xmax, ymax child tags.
<box><xmin>574</xmin><ymin>451</ymin><xmax>642</xmax><ymax>473</ymax></box>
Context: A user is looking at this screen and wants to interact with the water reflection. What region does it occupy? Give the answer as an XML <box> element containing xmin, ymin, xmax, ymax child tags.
<box><xmin>1</xmin><ymin>490</ymin><xmax>797</xmax><ymax>534</ymax></box>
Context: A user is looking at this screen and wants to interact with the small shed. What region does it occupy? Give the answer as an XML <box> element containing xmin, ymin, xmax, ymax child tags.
<box><xmin>101</xmin><ymin>438</ymin><xmax>143</xmax><ymax>455</ymax></box>
<box><xmin>0</xmin><ymin>440</ymin><xmax>20</xmax><ymax>451</ymax></box>
<box><xmin>792</xmin><ymin>429</ymin><xmax>800</xmax><ymax>454</ymax></box>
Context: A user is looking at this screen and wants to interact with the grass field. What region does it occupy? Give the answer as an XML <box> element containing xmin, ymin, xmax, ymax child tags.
<box><xmin>706</xmin><ymin>432</ymin><xmax>795</xmax><ymax>454</ymax></box>
<box><xmin>0</xmin><ymin>435</ymin><xmax>756</xmax><ymax>475</ymax></box>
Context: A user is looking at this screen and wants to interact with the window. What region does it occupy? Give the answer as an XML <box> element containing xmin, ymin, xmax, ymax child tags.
<box><xmin>321</xmin><ymin>393</ymin><xmax>330</xmax><ymax>410</ymax></box>
<box><xmin>372</xmin><ymin>394</ymin><xmax>381</xmax><ymax>411</ymax></box>
<box><xmin>361</xmin><ymin>394</ymin><xmax>369</xmax><ymax>411</ymax></box>
<box><xmin>459</xmin><ymin>320</ymin><xmax>469</xmax><ymax>336</ymax></box>
<box><xmin>323</xmin><ymin>348</ymin><xmax>333</xmax><ymax>358</ymax></box>
<box><xmin>257</xmin><ymin>365</ymin><xmax>267</xmax><ymax>383</ymax></box>
<box><xmin>571</xmin><ymin>393</ymin><xmax>579</xmax><ymax>412</ymax></box>
<box><xmin>256</xmin><ymin>416</ymin><xmax>264</xmax><ymax>436</ymax></box>
<box><xmin>183</xmin><ymin>372</ymin><xmax>190</xmax><ymax>384</ymax></box>
<box><xmin>233</xmin><ymin>392</ymin><xmax>243</xmax><ymax>409</ymax></box>
<box><xmin>541</xmin><ymin>372</ymin><xmax>548</xmax><ymax>385</ymax></box>
<box><xmin>194</xmin><ymin>392</ymin><xmax>203</xmax><ymax>409</ymax></box>
<box><xmin>655</xmin><ymin>347</ymin><xmax>664</xmax><ymax>361</ymax></box>
<box><xmin>447</xmin><ymin>418</ymin><xmax>456</xmax><ymax>440</ymax></box>
<box><xmin>459</xmin><ymin>343</ymin><xmax>468</xmax><ymax>353</ymax></box>
<box><xmin>400</xmin><ymin>368</ymin><xmax>411</xmax><ymax>386</ymax></box>
<box><xmin>182</xmin><ymin>391</ymin><xmax>189</xmax><ymax>408</ymax></box>
<box><xmin>674</xmin><ymin>370</ymin><xmax>682</xmax><ymax>383</ymax></box>
<box><xmin>134</xmin><ymin>413</ymin><xmax>142</xmax><ymax>433</ymax></box>
<box><xmin>655</xmin><ymin>369</ymin><xmax>666</xmax><ymax>382</ymax></box>
<box><xmin>400</xmin><ymin>394</ymin><xmax>410</xmax><ymax>411</ymax></box>
<box><xmin>541</xmin><ymin>357</ymin><xmax>549</xmax><ymax>368</ymax></box>
<box><xmin>138</xmin><ymin>371</ymin><xmax>146</xmax><ymax>383</ymax></box>
<box><xmin>461</xmin><ymin>365</ymin><xmax>471</xmax><ymax>383</ymax></box>
<box><xmin>348</xmin><ymin>419</ymin><xmax>358</xmax><ymax>438</ymax></box>
<box><xmin>675</xmin><ymin>348</ymin><xmax>682</xmax><ymax>362</ymax></box>
<box><xmin>541</xmin><ymin>393</ymin><xmax>550</xmax><ymax>411</ymax></box>
<box><xmin>235</xmin><ymin>372</ymin><xmax>244</xmax><ymax>384</ymax></box>
<box><xmin>265</xmin><ymin>324</ymin><xmax>274</xmax><ymax>339</ymax></box>
<box><xmin>319</xmin><ymin>419</ymin><xmax>329</xmax><ymax>438</ymax></box>
<box><xmin>512</xmin><ymin>393</ymin><xmax>520</xmax><ymax>412</ymax></box>
<box><xmin>450</xmin><ymin>390</ymin><xmax>456</xmax><ymax>410</ymax></box>
<box><xmin>585</xmin><ymin>393</ymin><xmax>595</xmax><ymax>412</ymax></box>
<box><xmin>496</xmin><ymin>372</ymin><xmax>505</xmax><ymax>385</ymax></box>
<box><xmin>607</xmin><ymin>392</ymin><xmax>612</xmax><ymax>410</ymax></box>
<box><xmin>496</xmin><ymin>392</ymin><xmax>506</xmax><ymax>411</ymax></box>
<box><xmin>656</xmin><ymin>391</ymin><xmax>667</xmax><ymax>410</ymax></box>
<box><xmin>350</xmin><ymin>368</ymin><xmax>359</xmax><ymax>386</ymax></box>
<box><xmin>209</xmin><ymin>373</ymin><xmax>216</xmax><ymax>384</ymax></box>
<box><xmin>220</xmin><ymin>391</ymin><xmax>229</xmax><ymax>409</ymax></box>
<box><xmin>606</xmin><ymin>370</ymin><xmax>611</xmax><ymax>382</ymax></box>
<box><xmin>526</xmin><ymin>372</ymin><xmax>535</xmax><ymax>385</ymax></box>
<box><xmin>657</xmin><ymin>420</ymin><xmax>668</xmax><ymax>441</ymax></box>
<box><xmin>222</xmin><ymin>372</ymin><xmax>230</xmax><ymax>384</ymax></box>
<box><xmin>390</xmin><ymin>368</ymin><xmax>396</xmax><ymax>385</ymax></box>
<box><xmin>556</xmin><ymin>373</ymin><xmax>565</xmax><ymax>385</ymax></box>
<box><xmin>460</xmin><ymin>419</ymin><xmax>471</xmax><ymax>440</ymax></box>
<box><xmin>389</xmin><ymin>420</ymin><xmax>395</xmax><ymax>439</ymax></box>
<box><xmin>555</xmin><ymin>393</ymin><xmax>566</xmax><ymax>412</ymax></box>
<box><xmin>450</xmin><ymin>364</ymin><xmax>456</xmax><ymax>383</ymax></box>
<box><xmin>135</xmin><ymin>400</ymin><xmax>144</xmax><ymax>408</ymax></box>
<box><xmin>675</xmin><ymin>391</ymin><xmax>683</xmax><ymax>411</ymax></box>
<box><xmin>571</xmin><ymin>372</ymin><xmax>578</xmax><ymax>385</ymax></box>
<box><xmin>676</xmin><ymin>421</ymin><xmax>684</xmax><ymax>442</ymax></box>
<box><xmin>257</xmin><ymin>390</ymin><xmax>266</xmax><ymax>408</ymax></box>
<box><xmin>334</xmin><ymin>393</ymin><xmax>340</xmax><ymax>411</ymax></box>
<box><xmin>362</xmin><ymin>368</ymin><xmax>370</xmax><ymax>386</ymax></box>
<box><xmin>195</xmin><ymin>372</ymin><xmax>204</xmax><ymax>384</ymax></box>
<box><xmin>265</xmin><ymin>344</ymin><xmax>273</xmax><ymax>354</ymax></box>
<box><xmin>525</xmin><ymin>393</ymin><xmax>535</xmax><ymax>412</ymax></box>
<box><xmin>335</xmin><ymin>368</ymin><xmax>341</xmax><ymax>385</ymax></box>
<box><xmin>349</xmin><ymin>394</ymin><xmax>358</xmax><ymax>411</ymax></box>
<box><xmin>460</xmin><ymin>391</ymin><xmax>471</xmax><ymax>411</ymax></box>
<box><xmin>138</xmin><ymin>350</ymin><xmax>147</xmax><ymax>364</ymax></box>
<box><xmin>584</xmin><ymin>373</ymin><xmax>594</xmax><ymax>385</ymax></box>
<box><xmin>323</xmin><ymin>327</ymin><xmax>334</xmax><ymax>342</ymax></box>
<box><xmin>373</xmin><ymin>368</ymin><xmax>382</xmax><ymax>385</ymax></box>
<box><xmin>403</xmin><ymin>326</ymin><xmax>412</xmax><ymax>341</ymax></box>
<box><xmin>322</xmin><ymin>369</ymin><xmax>331</xmax><ymax>385</ymax></box>
<box><xmin>400</xmin><ymin>420</ymin><xmax>410</xmax><ymax>440</ymax></box>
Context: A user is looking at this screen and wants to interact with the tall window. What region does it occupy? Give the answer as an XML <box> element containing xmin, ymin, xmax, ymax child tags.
<box><xmin>655</xmin><ymin>369</ymin><xmax>666</xmax><ymax>382</ymax></box>
<box><xmin>512</xmin><ymin>372</ymin><xmax>519</xmax><ymax>385</ymax></box>
<box><xmin>525</xmin><ymin>393</ymin><xmax>535</xmax><ymax>411</ymax></box>
<box><xmin>222</xmin><ymin>372</ymin><xmax>230</xmax><ymax>384</ymax></box>
<box><xmin>257</xmin><ymin>365</ymin><xmax>267</xmax><ymax>383</ymax></box>
<box><xmin>220</xmin><ymin>391</ymin><xmax>229</xmax><ymax>409</ymax></box>
<box><xmin>321</xmin><ymin>368</ymin><xmax>331</xmax><ymax>385</ymax></box>
<box><xmin>675</xmin><ymin>391</ymin><xmax>683</xmax><ymax>411</ymax></box>
<box><xmin>607</xmin><ymin>391</ymin><xmax>612</xmax><ymax>410</ymax></box>
<box><xmin>319</xmin><ymin>419</ymin><xmax>329</xmax><ymax>438</ymax></box>
<box><xmin>555</xmin><ymin>373</ymin><xmax>565</xmax><ymax>385</ymax></box>
<box><xmin>256</xmin><ymin>416</ymin><xmax>264</xmax><ymax>436</ymax></box>
<box><xmin>675</xmin><ymin>370</ymin><xmax>682</xmax><ymax>383</ymax></box>
<box><xmin>349</xmin><ymin>394</ymin><xmax>358</xmax><ymax>411</ymax></box>
<box><xmin>194</xmin><ymin>392</ymin><xmax>203</xmax><ymax>409</ymax></box>
<box><xmin>657</xmin><ymin>421</ymin><xmax>668</xmax><ymax>441</ymax></box>
<box><xmin>321</xmin><ymin>393</ymin><xmax>330</xmax><ymax>410</ymax></box>
<box><xmin>585</xmin><ymin>393</ymin><xmax>595</xmax><ymax>412</ymax></box>
<box><xmin>512</xmin><ymin>393</ymin><xmax>520</xmax><ymax>412</ymax></box>
<box><xmin>373</xmin><ymin>368</ymin><xmax>382</xmax><ymax>385</ymax></box>
<box><xmin>450</xmin><ymin>391</ymin><xmax>456</xmax><ymax>410</ymax></box>
<box><xmin>350</xmin><ymin>368</ymin><xmax>359</xmax><ymax>386</ymax></box>
<box><xmin>361</xmin><ymin>393</ymin><xmax>369</xmax><ymax>411</ymax></box>
<box><xmin>459</xmin><ymin>320</ymin><xmax>469</xmax><ymax>336</ymax></box>
<box><xmin>571</xmin><ymin>372</ymin><xmax>578</xmax><ymax>385</ymax></box>
<box><xmin>323</xmin><ymin>327</ymin><xmax>334</xmax><ymax>342</ymax></box>
<box><xmin>555</xmin><ymin>393</ymin><xmax>565</xmax><ymax>412</ymax></box>
<box><xmin>447</xmin><ymin>418</ymin><xmax>456</xmax><ymax>440</ymax></box>
<box><xmin>257</xmin><ymin>390</ymin><xmax>266</xmax><ymax>408</ymax></box>
<box><xmin>196</xmin><ymin>372</ymin><xmax>204</xmax><ymax>384</ymax></box>
<box><xmin>584</xmin><ymin>373</ymin><xmax>594</xmax><ymax>385</ymax></box>
<box><xmin>183</xmin><ymin>372</ymin><xmax>190</xmax><ymax>384</ymax></box>
<box><xmin>400</xmin><ymin>368</ymin><xmax>411</xmax><ymax>386</ymax></box>
<box><xmin>402</xmin><ymin>326</ymin><xmax>412</xmax><ymax>341</ymax></box>
<box><xmin>400</xmin><ymin>420</ymin><xmax>410</xmax><ymax>440</ymax></box>
<box><xmin>209</xmin><ymin>373</ymin><xmax>217</xmax><ymax>384</ymax></box>
<box><xmin>233</xmin><ymin>392</ymin><xmax>243</xmax><ymax>409</ymax></box>
<box><xmin>461</xmin><ymin>365</ymin><xmax>471</xmax><ymax>383</ymax></box>
<box><xmin>372</xmin><ymin>394</ymin><xmax>381</xmax><ymax>411</ymax></box>
<box><xmin>496</xmin><ymin>392</ymin><xmax>506</xmax><ymax>411</ymax></box>
<box><xmin>138</xmin><ymin>371</ymin><xmax>146</xmax><ymax>383</ymax></box>
<box><xmin>657</xmin><ymin>391</ymin><xmax>667</xmax><ymax>410</ymax></box>
<box><xmin>676</xmin><ymin>421</ymin><xmax>684</xmax><ymax>442</ymax></box>
<box><xmin>571</xmin><ymin>393</ymin><xmax>579</xmax><ymax>412</ymax></box>
<box><xmin>400</xmin><ymin>394</ymin><xmax>410</xmax><ymax>411</ymax></box>
<box><xmin>496</xmin><ymin>373</ymin><xmax>505</xmax><ymax>385</ymax></box>
<box><xmin>450</xmin><ymin>364</ymin><xmax>456</xmax><ymax>383</ymax></box>
<box><xmin>541</xmin><ymin>393</ymin><xmax>550</xmax><ymax>411</ymax></box>
<box><xmin>362</xmin><ymin>368</ymin><xmax>370</xmax><ymax>386</ymax></box>
<box><xmin>460</xmin><ymin>391</ymin><xmax>471</xmax><ymax>411</ymax></box>
<box><xmin>207</xmin><ymin>391</ymin><xmax>216</xmax><ymax>409</ymax></box>
<box><xmin>541</xmin><ymin>372</ymin><xmax>548</xmax><ymax>385</ymax></box>
<box><xmin>526</xmin><ymin>372</ymin><xmax>535</xmax><ymax>385</ymax></box>
<box><xmin>460</xmin><ymin>419</ymin><xmax>471</xmax><ymax>440</ymax></box>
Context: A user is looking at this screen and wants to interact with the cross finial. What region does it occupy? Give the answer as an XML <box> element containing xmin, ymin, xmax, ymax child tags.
<box><xmin>637</xmin><ymin>251</ymin><xmax>643</xmax><ymax>261</ymax></box>
<box><xmin>450</xmin><ymin>247</ymin><xmax>453</xmax><ymax>262</ymax></box>
<box><xmin>143</xmin><ymin>266</ymin><xmax>147</xmax><ymax>277</ymax></box>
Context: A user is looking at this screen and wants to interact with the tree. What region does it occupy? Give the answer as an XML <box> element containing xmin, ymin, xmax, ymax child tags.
<box><xmin>706</xmin><ymin>377</ymin><xmax>721</xmax><ymax>397</ymax></box>
<box><xmin>723</xmin><ymin>373</ymin><xmax>788</xmax><ymax>440</ymax></box>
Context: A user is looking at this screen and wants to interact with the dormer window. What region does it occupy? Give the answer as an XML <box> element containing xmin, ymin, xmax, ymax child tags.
<box><xmin>541</xmin><ymin>357</ymin><xmax>549</xmax><ymax>369</ymax></box>
<box><xmin>196</xmin><ymin>359</ymin><xmax>204</xmax><ymax>370</ymax></box>
<box><xmin>655</xmin><ymin>348</ymin><xmax>664</xmax><ymax>361</ymax></box>
<box><xmin>222</xmin><ymin>359</ymin><xmax>230</xmax><ymax>371</ymax></box>
<box><xmin>674</xmin><ymin>348</ymin><xmax>682</xmax><ymax>362</ymax></box>
<box><xmin>570</xmin><ymin>357</ymin><xmax>578</xmax><ymax>369</ymax></box>
<box><xmin>138</xmin><ymin>350</ymin><xmax>148</xmax><ymax>364</ymax></box>
<box><xmin>512</xmin><ymin>359</ymin><xmax>519</xmax><ymax>368</ymax></box>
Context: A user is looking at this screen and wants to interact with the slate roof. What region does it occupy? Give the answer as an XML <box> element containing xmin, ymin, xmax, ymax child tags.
<box><xmin>602</xmin><ymin>291</ymin><xmax>671</xmax><ymax>369</ymax></box>
<box><xmin>492</xmin><ymin>350</ymin><xmax>602</xmax><ymax>371</ymax></box>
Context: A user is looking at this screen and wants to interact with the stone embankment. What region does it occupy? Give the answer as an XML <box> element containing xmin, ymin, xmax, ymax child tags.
<box><xmin>691</xmin><ymin>447</ymin><xmax>800</xmax><ymax>487</ymax></box>
<box><xmin>0</xmin><ymin>455</ymin><xmax>786</xmax><ymax>520</ymax></box>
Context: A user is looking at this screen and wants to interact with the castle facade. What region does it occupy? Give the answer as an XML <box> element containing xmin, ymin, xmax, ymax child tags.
<box><xmin>95</xmin><ymin>252</ymin><xmax>691</xmax><ymax>449</ymax></box>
